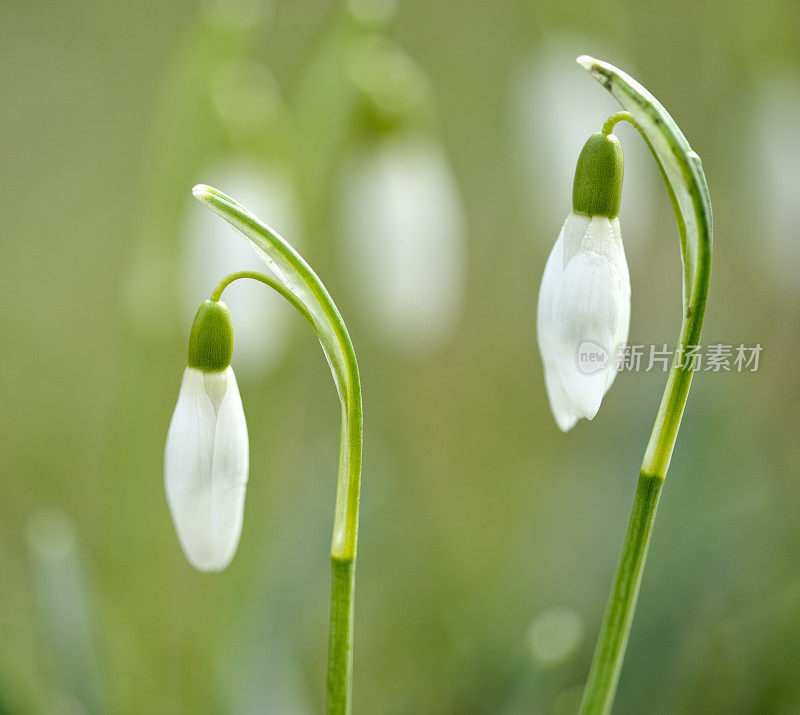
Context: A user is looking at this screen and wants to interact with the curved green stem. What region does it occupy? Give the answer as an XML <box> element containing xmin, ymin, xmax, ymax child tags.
<box><xmin>192</xmin><ymin>185</ymin><xmax>363</xmax><ymax>714</ymax></box>
<box><xmin>576</xmin><ymin>58</ymin><xmax>713</xmax><ymax>714</ymax></box>
<box><xmin>210</xmin><ymin>270</ymin><xmax>316</xmax><ymax>327</ymax></box>
<box><xmin>602</xmin><ymin>111</ymin><xmax>634</xmax><ymax>136</ymax></box>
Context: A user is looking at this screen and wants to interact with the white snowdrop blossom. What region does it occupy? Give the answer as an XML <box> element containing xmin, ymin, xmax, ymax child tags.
<box><xmin>537</xmin><ymin>131</ymin><xmax>630</xmax><ymax>431</ymax></box>
<box><xmin>538</xmin><ymin>212</ymin><xmax>630</xmax><ymax>431</ymax></box>
<box><xmin>165</xmin><ymin>366</ymin><xmax>249</xmax><ymax>571</ymax></box>
<box><xmin>164</xmin><ymin>300</ymin><xmax>249</xmax><ymax>572</ymax></box>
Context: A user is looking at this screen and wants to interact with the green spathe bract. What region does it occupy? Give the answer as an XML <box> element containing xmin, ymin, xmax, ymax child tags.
<box><xmin>572</xmin><ymin>132</ymin><xmax>624</xmax><ymax>218</ymax></box>
<box><xmin>187</xmin><ymin>300</ymin><xmax>234</xmax><ymax>372</ymax></box>
<box><xmin>191</xmin><ymin>184</ymin><xmax>363</xmax><ymax>715</ymax></box>
<box><xmin>573</xmin><ymin>56</ymin><xmax>712</xmax><ymax>715</ymax></box>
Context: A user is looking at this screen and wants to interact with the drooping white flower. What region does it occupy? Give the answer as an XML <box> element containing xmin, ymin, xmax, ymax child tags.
<box><xmin>537</xmin><ymin>132</ymin><xmax>630</xmax><ymax>431</ymax></box>
<box><xmin>165</xmin><ymin>366</ymin><xmax>249</xmax><ymax>571</ymax></box>
<box><xmin>164</xmin><ymin>300</ymin><xmax>249</xmax><ymax>572</ymax></box>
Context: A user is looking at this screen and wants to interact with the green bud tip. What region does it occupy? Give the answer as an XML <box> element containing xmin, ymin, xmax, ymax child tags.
<box><xmin>572</xmin><ymin>132</ymin><xmax>624</xmax><ymax>219</ymax></box>
<box><xmin>187</xmin><ymin>300</ymin><xmax>234</xmax><ymax>372</ymax></box>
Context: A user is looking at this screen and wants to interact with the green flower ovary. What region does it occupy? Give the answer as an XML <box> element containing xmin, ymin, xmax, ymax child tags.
<box><xmin>572</xmin><ymin>132</ymin><xmax>624</xmax><ymax>219</ymax></box>
<box><xmin>187</xmin><ymin>300</ymin><xmax>234</xmax><ymax>372</ymax></box>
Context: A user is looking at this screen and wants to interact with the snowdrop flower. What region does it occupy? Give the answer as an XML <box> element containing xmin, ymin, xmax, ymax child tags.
<box><xmin>187</xmin><ymin>184</ymin><xmax>365</xmax><ymax>710</ymax></box>
<box><xmin>164</xmin><ymin>299</ymin><xmax>249</xmax><ymax>571</ymax></box>
<box><xmin>537</xmin><ymin>131</ymin><xmax>630</xmax><ymax>431</ymax></box>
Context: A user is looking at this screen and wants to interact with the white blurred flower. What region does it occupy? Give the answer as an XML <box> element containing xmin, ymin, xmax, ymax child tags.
<box><xmin>537</xmin><ymin>212</ymin><xmax>630</xmax><ymax>431</ymax></box>
<box><xmin>182</xmin><ymin>159</ymin><xmax>301</xmax><ymax>377</ymax></box>
<box><xmin>527</xmin><ymin>606</ymin><xmax>583</xmax><ymax>666</ymax></box>
<box><xmin>164</xmin><ymin>366</ymin><xmax>249</xmax><ymax>572</ymax></box>
<box><xmin>751</xmin><ymin>69</ymin><xmax>800</xmax><ymax>300</ymax></box>
<box><xmin>339</xmin><ymin>133</ymin><xmax>466</xmax><ymax>353</ymax></box>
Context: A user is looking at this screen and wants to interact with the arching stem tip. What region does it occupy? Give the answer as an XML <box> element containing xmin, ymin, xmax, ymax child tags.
<box><xmin>192</xmin><ymin>183</ymin><xmax>211</xmax><ymax>199</ymax></box>
<box><xmin>576</xmin><ymin>55</ymin><xmax>607</xmax><ymax>84</ymax></box>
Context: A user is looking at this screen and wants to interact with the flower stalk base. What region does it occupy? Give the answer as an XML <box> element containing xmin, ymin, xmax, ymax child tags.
<box><xmin>327</xmin><ymin>557</ymin><xmax>356</xmax><ymax>714</ymax></box>
<box><xmin>579</xmin><ymin>473</ymin><xmax>663</xmax><ymax>714</ymax></box>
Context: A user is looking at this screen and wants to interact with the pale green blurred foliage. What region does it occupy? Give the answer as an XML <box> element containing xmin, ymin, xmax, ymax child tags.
<box><xmin>1</xmin><ymin>0</ymin><xmax>799</xmax><ymax>712</ymax></box>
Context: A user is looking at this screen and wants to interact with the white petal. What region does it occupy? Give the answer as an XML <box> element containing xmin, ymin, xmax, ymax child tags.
<box><xmin>583</xmin><ymin>217</ymin><xmax>621</xmax><ymax>260</ymax></box>
<box><xmin>202</xmin><ymin>370</ymin><xmax>229</xmax><ymax>414</ymax></box>
<box><xmin>537</xmin><ymin>215</ymin><xmax>631</xmax><ymax>429</ymax></box>
<box><xmin>165</xmin><ymin>368</ymin><xmax>217</xmax><ymax>569</ymax></box>
<box><xmin>543</xmin><ymin>366</ymin><xmax>579</xmax><ymax>432</ymax></box>
<box><xmin>537</xmin><ymin>224</ymin><xmax>580</xmax><ymax>431</ymax></box>
<box><xmin>554</xmin><ymin>258</ymin><xmax>617</xmax><ymax>418</ymax></box>
<box><xmin>536</xmin><ymin>223</ymin><xmax>565</xmax><ymax>359</ymax></box>
<box><xmin>552</xmin><ymin>228</ymin><xmax>625</xmax><ymax>420</ymax></box>
<box><xmin>605</xmin><ymin>218</ymin><xmax>631</xmax><ymax>390</ymax></box>
<box><xmin>164</xmin><ymin>367</ymin><xmax>249</xmax><ymax>572</ymax></box>
<box><xmin>561</xmin><ymin>212</ymin><xmax>592</xmax><ymax>266</ymax></box>
<box><xmin>208</xmin><ymin>368</ymin><xmax>249</xmax><ymax>571</ymax></box>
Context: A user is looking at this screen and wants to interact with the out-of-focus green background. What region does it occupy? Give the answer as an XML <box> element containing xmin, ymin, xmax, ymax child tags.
<box><xmin>2</xmin><ymin>0</ymin><xmax>799</xmax><ymax>712</ymax></box>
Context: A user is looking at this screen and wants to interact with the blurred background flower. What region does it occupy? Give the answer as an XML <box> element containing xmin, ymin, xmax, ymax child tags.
<box><xmin>749</xmin><ymin>68</ymin><xmax>800</xmax><ymax>302</ymax></box>
<box><xmin>338</xmin><ymin>133</ymin><xmax>466</xmax><ymax>353</ymax></box>
<box><xmin>2</xmin><ymin>0</ymin><xmax>799</xmax><ymax>712</ymax></box>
